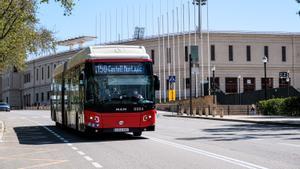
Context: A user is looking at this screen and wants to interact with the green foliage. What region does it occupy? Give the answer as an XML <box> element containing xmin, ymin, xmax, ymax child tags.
<box><xmin>0</xmin><ymin>0</ymin><xmax>74</xmax><ymax>72</ymax></box>
<box><xmin>258</xmin><ymin>97</ymin><xmax>300</xmax><ymax>116</ymax></box>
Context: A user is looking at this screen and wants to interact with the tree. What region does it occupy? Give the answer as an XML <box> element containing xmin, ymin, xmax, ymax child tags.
<box><xmin>297</xmin><ymin>0</ymin><xmax>300</xmax><ymax>16</ymax></box>
<box><xmin>0</xmin><ymin>0</ymin><xmax>75</xmax><ymax>72</ymax></box>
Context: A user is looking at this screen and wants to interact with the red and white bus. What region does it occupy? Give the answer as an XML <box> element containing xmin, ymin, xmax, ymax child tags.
<box><xmin>51</xmin><ymin>46</ymin><xmax>160</xmax><ymax>136</ymax></box>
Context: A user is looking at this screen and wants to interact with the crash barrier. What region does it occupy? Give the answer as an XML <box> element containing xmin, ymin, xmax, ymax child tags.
<box><xmin>24</xmin><ymin>106</ymin><xmax>50</xmax><ymax>110</ymax></box>
<box><xmin>175</xmin><ymin>104</ymin><xmax>254</xmax><ymax>117</ymax></box>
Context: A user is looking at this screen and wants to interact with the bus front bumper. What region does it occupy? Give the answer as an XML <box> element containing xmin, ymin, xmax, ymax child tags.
<box><xmin>86</xmin><ymin>125</ymin><xmax>155</xmax><ymax>133</ymax></box>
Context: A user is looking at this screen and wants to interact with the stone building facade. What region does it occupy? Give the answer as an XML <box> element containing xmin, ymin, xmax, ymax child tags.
<box><xmin>1</xmin><ymin>31</ymin><xmax>300</xmax><ymax>108</ymax></box>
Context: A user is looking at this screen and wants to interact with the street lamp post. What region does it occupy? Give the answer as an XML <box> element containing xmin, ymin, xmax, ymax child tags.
<box><xmin>212</xmin><ymin>65</ymin><xmax>216</xmax><ymax>104</ymax></box>
<box><xmin>287</xmin><ymin>70</ymin><xmax>290</xmax><ymax>97</ymax></box>
<box><xmin>238</xmin><ymin>75</ymin><xmax>241</xmax><ymax>105</ymax></box>
<box><xmin>262</xmin><ymin>56</ymin><xmax>268</xmax><ymax>100</ymax></box>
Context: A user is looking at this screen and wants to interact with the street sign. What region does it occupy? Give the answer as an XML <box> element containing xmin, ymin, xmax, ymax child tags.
<box><xmin>192</xmin><ymin>67</ymin><xmax>199</xmax><ymax>74</ymax></box>
<box><xmin>169</xmin><ymin>76</ymin><xmax>176</xmax><ymax>83</ymax></box>
<box><xmin>279</xmin><ymin>72</ymin><xmax>289</xmax><ymax>78</ymax></box>
<box><xmin>168</xmin><ymin>90</ymin><xmax>176</xmax><ymax>102</ymax></box>
<box><xmin>190</xmin><ymin>45</ymin><xmax>199</xmax><ymax>63</ymax></box>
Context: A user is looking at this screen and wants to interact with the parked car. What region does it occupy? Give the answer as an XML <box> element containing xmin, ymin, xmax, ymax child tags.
<box><xmin>0</xmin><ymin>102</ymin><xmax>10</xmax><ymax>112</ymax></box>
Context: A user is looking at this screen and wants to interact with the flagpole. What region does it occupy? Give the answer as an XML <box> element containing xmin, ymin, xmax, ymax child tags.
<box><xmin>105</xmin><ymin>11</ymin><xmax>107</xmax><ymax>43</ymax></box>
<box><xmin>158</xmin><ymin>17</ymin><xmax>162</xmax><ymax>103</ymax></box>
<box><xmin>200</xmin><ymin>0</ymin><xmax>204</xmax><ymax>96</ymax></box>
<box><xmin>172</xmin><ymin>9</ymin><xmax>176</xmax><ymax>80</ymax></box>
<box><xmin>109</xmin><ymin>11</ymin><xmax>112</xmax><ymax>42</ymax></box>
<box><xmin>127</xmin><ymin>6</ymin><xmax>129</xmax><ymax>39</ymax></box>
<box><xmin>95</xmin><ymin>15</ymin><xmax>97</xmax><ymax>45</ymax></box>
<box><xmin>183</xmin><ymin>3</ymin><xmax>187</xmax><ymax>100</ymax></box>
<box><xmin>162</xmin><ymin>15</ymin><xmax>166</xmax><ymax>103</ymax></box>
<box><xmin>177</xmin><ymin>6</ymin><xmax>181</xmax><ymax>100</ymax></box>
<box><xmin>207</xmin><ymin>0</ymin><xmax>211</xmax><ymax>95</ymax></box>
<box><xmin>188</xmin><ymin>1</ymin><xmax>192</xmax><ymax>97</ymax></box>
<box><xmin>99</xmin><ymin>12</ymin><xmax>101</xmax><ymax>45</ymax></box>
<box><xmin>193</xmin><ymin>0</ymin><xmax>198</xmax><ymax>97</ymax></box>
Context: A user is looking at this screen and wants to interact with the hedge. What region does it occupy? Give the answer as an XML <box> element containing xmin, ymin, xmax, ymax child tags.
<box><xmin>258</xmin><ymin>97</ymin><xmax>300</xmax><ymax>116</ymax></box>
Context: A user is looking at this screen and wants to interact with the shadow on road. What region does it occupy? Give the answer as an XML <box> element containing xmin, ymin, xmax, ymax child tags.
<box><xmin>13</xmin><ymin>125</ymin><xmax>147</xmax><ymax>145</ymax></box>
<box><xmin>176</xmin><ymin>123</ymin><xmax>300</xmax><ymax>142</ymax></box>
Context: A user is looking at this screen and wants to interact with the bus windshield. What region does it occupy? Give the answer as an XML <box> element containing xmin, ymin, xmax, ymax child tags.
<box><xmin>85</xmin><ymin>62</ymin><xmax>154</xmax><ymax>107</ymax></box>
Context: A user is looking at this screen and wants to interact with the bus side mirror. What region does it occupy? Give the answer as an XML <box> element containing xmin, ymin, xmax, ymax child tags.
<box><xmin>154</xmin><ymin>75</ymin><xmax>160</xmax><ymax>91</ymax></box>
<box><xmin>79</xmin><ymin>72</ymin><xmax>85</xmax><ymax>86</ymax></box>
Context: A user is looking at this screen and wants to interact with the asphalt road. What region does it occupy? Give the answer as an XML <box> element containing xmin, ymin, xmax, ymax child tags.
<box><xmin>0</xmin><ymin>110</ymin><xmax>299</xmax><ymax>169</ymax></box>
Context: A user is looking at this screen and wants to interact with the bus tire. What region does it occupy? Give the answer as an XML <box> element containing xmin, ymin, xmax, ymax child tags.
<box><xmin>133</xmin><ymin>131</ymin><xmax>142</xmax><ymax>137</ymax></box>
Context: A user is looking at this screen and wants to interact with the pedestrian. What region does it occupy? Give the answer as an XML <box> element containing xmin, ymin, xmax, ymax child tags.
<box><xmin>250</xmin><ymin>104</ymin><xmax>256</xmax><ymax>115</ymax></box>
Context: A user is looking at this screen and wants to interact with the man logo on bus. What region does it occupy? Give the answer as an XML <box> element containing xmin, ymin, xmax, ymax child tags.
<box><xmin>118</xmin><ymin>120</ymin><xmax>124</xmax><ymax>126</ymax></box>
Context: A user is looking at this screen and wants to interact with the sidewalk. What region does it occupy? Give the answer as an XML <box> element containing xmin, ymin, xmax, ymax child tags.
<box><xmin>164</xmin><ymin>114</ymin><xmax>300</xmax><ymax>127</ymax></box>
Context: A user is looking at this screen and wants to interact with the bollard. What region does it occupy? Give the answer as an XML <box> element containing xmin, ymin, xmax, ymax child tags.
<box><xmin>205</xmin><ymin>107</ymin><xmax>209</xmax><ymax>117</ymax></box>
<box><xmin>181</xmin><ymin>107</ymin><xmax>185</xmax><ymax>115</ymax></box>
<box><xmin>212</xmin><ymin>106</ymin><xmax>216</xmax><ymax>117</ymax></box>
<box><xmin>220</xmin><ymin>108</ymin><xmax>224</xmax><ymax>118</ymax></box>
<box><xmin>193</xmin><ymin>108</ymin><xmax>197</xmax><ymax>116</ymax></box>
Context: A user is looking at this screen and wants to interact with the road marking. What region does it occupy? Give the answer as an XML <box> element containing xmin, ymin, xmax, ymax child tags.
<box><xmin>84</xmin><ymin>156</ymin><xmax>93</xmax><ymax>161</ymax></box>
<box><xmin>24</xmin><ymin>118</ymin><xmax>103</xmax><ymax>169</ymax></box>
<box><xmin>92</xmin><ymin>162</ymin><xmax>103</xmax><ymax>168</ymax></box>
<box><xmin>148</xmin><ymin>136</ymin><xmax>269</xmax><ymax>169</ymax></box>
<box><xmin>71</xmin><ymin>147</ymin><xmax>78</xmax><ymax>150</ymax></box>
<box><xmin>279</xmin><ymin>143</ymin><xmax>300</xmax><ymax>148</ymax></box>
<box><xmin>77</xmin><ymin>151</ymin><xmax>85</xmax><ymax>155</ymax></box>
<box><xmin>0</xmin><ymin>121</ymin><xmax>4</xmax><ymax>143</ymax></box>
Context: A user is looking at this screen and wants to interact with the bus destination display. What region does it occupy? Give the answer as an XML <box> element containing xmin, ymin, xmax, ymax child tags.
<box><xmin>95</xmin><ymin>64</ymin><xmax>144</xmax><ymax>74</ymax></box>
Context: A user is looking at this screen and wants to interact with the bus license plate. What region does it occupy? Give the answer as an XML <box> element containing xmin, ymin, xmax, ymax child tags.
<box><xmin>113</xmin><ymin>128</ymin><xmax>129</xmax><ymax>132</ymax></box>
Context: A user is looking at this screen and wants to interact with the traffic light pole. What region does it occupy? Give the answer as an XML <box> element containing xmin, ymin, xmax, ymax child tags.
<box><xmin>189</xmin><ymin>54</ymin><xmax>192</xmax><ymax>116</ymax></box>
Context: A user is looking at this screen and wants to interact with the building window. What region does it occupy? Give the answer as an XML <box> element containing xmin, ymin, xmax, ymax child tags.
<box><xmin>282</xmin><ymin>46</ymin><xmax>286</xmax><ymax>62</ymax></box>
<box><xmin>279</xmin><ymin>78</ymin><xmax>290</xmax><ymax>88</ymax></box>
<box><xmin>47</xmin><ymin>91</ymin><xmax>50</xmax><ymax>100</ymax></box>
<box><xmin>47</xmin><ymin>65</ymin><xmax>50</xmax><ymax>79</ymax></box>
<box><xmin>42</xmin><ymin>67</ymin><xmax>44</xmax><ymax>80</ymax></box>
<box><xmin>41</xmin><ymin>93</ymin><xmax>44</xmax><ymax>102</ymax></box>
<box><xmin>185</xmin><ymin>78</ymin><xmax>190</xmax><ymax>89</ymax></box>
<box><xmin>166</xmin><ymin>79</ymin><xmax>170</xmax><ymax>90</ymax></box>
<box><xmin>243</xmin><ymin>77</ymin><xmax>255</xmax><ymax>92</ymax></box>
<box><xmin>225</xmin><ymin>77</ymin><xmax>237</xmax><ymax>93</ymax></box>
<box><xmin>185</xmin><ymin>46</ymin><xmax>189</xmax><ymax>62</ymax></box>
<box><xmin>167</xmin><ymin>47</ymin><xmax>171</xmax><ymax>63</ymax></box>
<box><xmin>24</xmin><ymin>73</ymin><xmax>30</xmax><ymax>84</ymax></box>
<box><xmin>229</xmin><ymin>45</ymin><xmax>233</xmax><ymax>61</ymax></box>
<box><xmin>211</xmin><ymin>45</ymin><xmax>215</xmax><ymax>61</ymax></box>
<box><xmin>264</xmin><ymin>46</ymin><xmax>269</xmax><ymax>59</ymax></box>
<box><xmin>36</xmin><ymin>69</ymin><xmax>38</xmax><ymax>80</ymax></box>
<box><xmin>36</xmin><ymin>93</ymin><xmax>39</xmax><ymax>103</ymax></box>
<box><xmin>54</xmin><ymin>64</ymin><xmax>56</xmax><ymax>68</ymax></box>
<box><xmin>151</xmin><ymin>49</ymin><xmax>155</xmax><ymax>64</ymax></box>
<box><xmin>6</xmin><ymin>97</ymin><xmax>8</xmax><ymax>103</ymax></box>
<box><xmin>246</xmin><ymin>45</ymin><xmax>251</xmax><ymax>62</ymax></box>
<box><xmin>261</xmin><ymin>78</ymin><xmax>273</xmax><ymax>89</ymax></box>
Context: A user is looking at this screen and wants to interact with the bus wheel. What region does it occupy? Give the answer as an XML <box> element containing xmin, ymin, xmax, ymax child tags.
<box><xmin>133</xmin><ymin>131</ymin><xmax>142</xmax><ymax>137</ymax></box>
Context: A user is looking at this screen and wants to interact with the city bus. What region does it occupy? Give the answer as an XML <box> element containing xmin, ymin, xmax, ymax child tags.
<box><xmin>51</xmin><ymin>45</ymin><xmax>160</xmax><ymax>136</ymax></box>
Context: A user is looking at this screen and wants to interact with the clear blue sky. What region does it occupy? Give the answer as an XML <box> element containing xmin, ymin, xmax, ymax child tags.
<box><xmin>37</xmin><ymin>0</ymin><xmax>300</xmax><ymax>52</ymax></box>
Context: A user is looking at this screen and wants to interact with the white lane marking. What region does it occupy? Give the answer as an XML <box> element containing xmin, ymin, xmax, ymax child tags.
<box><xmin>0</xmin><ymin>121</ymin><xmax>4</xmax><ymax>143</ymax></box>
<box><xmin>279</xmin><ymin>143</ymin><xmax>300</xmax><ymax>148</ymax></box>
<box><xmin>92</xmin><ymin>162</ymin><xmax>103</xmax><ymax>168</ymax></box>
<box><xmin>24</xmin><ymin>118</ymin><xmax>103</xmax><ymax>168</ymax></box>
<box><xmin>148</xmin><ymin>136</ymin><xmax>269</xmax><ymax>169</ymax></box>
<box><xmin>72</xmin><ymin>147</ymin><xmax>78</xmax><ymax>150</ymax></box>
<box><xmin>77</xmin><ymin>151</ymin><xmax>85</xmax><ymax>155</ymax></box>
<box><xmin>84</xmin><ymin>156</ymin><xmax>93</xmax><ymax>161</ymax></box>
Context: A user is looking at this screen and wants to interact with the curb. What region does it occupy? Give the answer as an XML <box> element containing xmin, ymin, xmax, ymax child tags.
<box><xmin>0</xmin><ymin>121</ymin><xmax>4</xmax><ymax>142</ymax></box>
<box><xmin>164</xmin><ymin>115</ymin><xmax>300</xmax><ymax>127</ymax></box>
